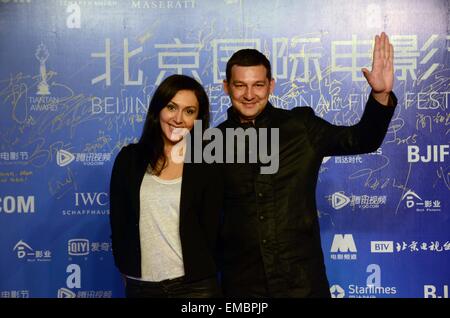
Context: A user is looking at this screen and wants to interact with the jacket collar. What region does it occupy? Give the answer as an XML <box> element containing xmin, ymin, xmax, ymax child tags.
<box><xmin>226</xmin><ymin>102</ymin><xmax>274</xmax><ymax>128</ymax></box>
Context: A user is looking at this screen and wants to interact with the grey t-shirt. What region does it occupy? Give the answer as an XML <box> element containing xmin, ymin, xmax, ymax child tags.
<box><xmin>132</xmin><ymin>172</ymin><xmax>184</xmax><ymax>282</ymax></box>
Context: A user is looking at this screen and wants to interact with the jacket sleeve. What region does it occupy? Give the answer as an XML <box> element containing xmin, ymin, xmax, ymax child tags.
<box><xmin>300</xmin><ymin>92</ymin><xmax>397</xmax><ymax>156</ymax></box>
<box><xmin>199</xmin><ymin>162</ymin><xmax>223</xmax><ymax>263</ymax></box>
<box><xmin>109</xmin><ymin>147</ymin><xmax>128</xmax><ymax>270</ymax></box>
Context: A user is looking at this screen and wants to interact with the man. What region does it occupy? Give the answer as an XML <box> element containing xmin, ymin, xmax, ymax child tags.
<box><xmin>217</xmin><ymin>32</ymin><xmax>396</xmax><ymax>297</ymax></box>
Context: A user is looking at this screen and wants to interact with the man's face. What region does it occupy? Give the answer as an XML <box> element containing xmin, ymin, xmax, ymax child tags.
<box><xmin>224</xmin><ymin>65</ymin><xmax>275</xmax><ymax>122</ymax></box>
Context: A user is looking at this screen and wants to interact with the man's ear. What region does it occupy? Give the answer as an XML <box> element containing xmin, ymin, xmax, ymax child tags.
<box><xmin>223</xmin><ymin>80</ymin><xmax>230</xmax><ymax>95</ymax></box>
<box><xmin>269</xmin><ymin>78</ymin><xmax>275</xmax><ymax>94</ymax></box>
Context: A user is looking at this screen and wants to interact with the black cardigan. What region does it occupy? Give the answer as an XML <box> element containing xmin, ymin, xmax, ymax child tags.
<box><xmin>109</xmin><ymin>143</ymin><xmax>222</xmax><ymax>282</ymax></box>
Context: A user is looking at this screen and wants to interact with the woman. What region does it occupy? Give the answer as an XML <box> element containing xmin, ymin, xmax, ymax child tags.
<box><xmin>109</xmin><ymin>74</ymin><xmax>222</xmax><ymax>298</ymax></box>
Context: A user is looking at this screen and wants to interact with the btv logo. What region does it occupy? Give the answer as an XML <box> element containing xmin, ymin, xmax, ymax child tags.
<box><xmin>330</xmin><ymin>285</ymin><xmax>345</xmax><ymax>298</ymax></box>
<box><xmin>331</xmin><ymin>234</ymin><xmax>357</xmax><ymax>253</ymax></box>
<box><xmin>407</xmin><ymin>145</ymin><xmax>449</xmax><ymax>163</ymax></box>
<box><xmin>57</xmin><ymin>150</ymin><xmax>75</xmax><ymax>167</ymax></box>
<box><xmin>371</xmin><ymin>241</ymin><xmax>394</xmax><ymax>253</ymax></box>
<box><xmin>331</xmin><ymin>192</ymin><xmax>351</xmax><ymax>210</ymax></box>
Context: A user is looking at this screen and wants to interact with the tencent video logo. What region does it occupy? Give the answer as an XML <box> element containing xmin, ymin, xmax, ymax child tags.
<box><xmin>57</xmin><ymin>288</ymin><xmax>76</xmax><ymax>298</ymax></box>
<box><xmin>56</xmin><ymin>150</ymin><xmax>111</xmax><ymax>166</ymax></box>
<box><xmin>330</xmin><ymin>191</ymin><xmax>386</xmax><ymax>210</ymax></box>
<box><xmin>57</xmin><ymin>150</ymin><xmax>75</xmax><ymax>167</ymax></box>
<box><xmin>331</xmin><ymin>192</ymin><xmax>351</xmax><ymax>210</ymax></box>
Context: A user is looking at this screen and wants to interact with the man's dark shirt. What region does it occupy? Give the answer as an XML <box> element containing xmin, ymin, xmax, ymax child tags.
<box><xmin>217</xmin><ymin>93</ymin><xmax>397</xmax><ymax>297</ymax></box>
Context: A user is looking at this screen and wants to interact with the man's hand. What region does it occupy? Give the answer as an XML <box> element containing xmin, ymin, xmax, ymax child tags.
<box><xmin>362</xmin><ymin>32</ymin><xmax>394</xmax><ymax>106</ymax></box>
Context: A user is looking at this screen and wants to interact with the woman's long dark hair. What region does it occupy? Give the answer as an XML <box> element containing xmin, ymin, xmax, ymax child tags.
<box><xmin>138</xmin><ymin>74</ymin><xmax>210</xmax><ymax>175</ymax></box>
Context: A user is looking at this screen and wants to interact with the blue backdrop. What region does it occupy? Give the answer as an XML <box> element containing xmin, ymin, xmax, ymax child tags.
<box><xmin>0</xmin><ymin>0</ymin><xmax>448</xmax><ymax>298</ymax></box>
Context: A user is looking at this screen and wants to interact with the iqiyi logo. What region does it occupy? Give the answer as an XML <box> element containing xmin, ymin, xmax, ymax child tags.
<box><xmin>68</xmin><ymin>239</ymin><xmax>90</xmax><ymax>256</ymax></box>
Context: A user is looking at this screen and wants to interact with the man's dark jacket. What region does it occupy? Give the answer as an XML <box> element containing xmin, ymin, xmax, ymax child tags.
<box><xmin>217</xmin><ymin>93</ymin><xmax>397</xmax><ymax>297</ymax></box>
<box><xmin>109</xmin><ymin>142</ymin><xmax>222</xmax><ymax>282</ymax></box>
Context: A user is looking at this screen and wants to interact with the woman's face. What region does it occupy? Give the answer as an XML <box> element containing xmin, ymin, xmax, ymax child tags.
<box><xmin>159</xmin><ymin>89</ymin><xmax>199</xmax><ymax>146</ymax></box>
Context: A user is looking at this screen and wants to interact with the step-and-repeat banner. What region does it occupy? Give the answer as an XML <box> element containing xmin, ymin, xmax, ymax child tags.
<box><xmin>0</xmin><ymin>0</ymin><xmax>448</xmax><ymax>298</ymax></box>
